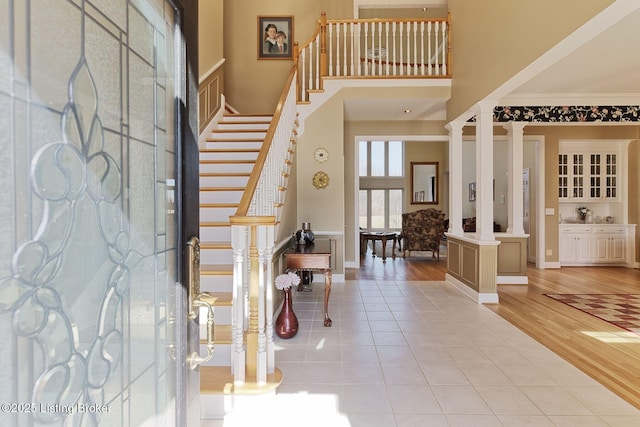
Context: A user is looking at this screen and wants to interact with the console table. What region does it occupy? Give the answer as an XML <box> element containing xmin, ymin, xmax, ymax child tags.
<box><xmin>284</xmin><ymin>240</ymin><xmax>333</xmax><ymax>327</ymax></box>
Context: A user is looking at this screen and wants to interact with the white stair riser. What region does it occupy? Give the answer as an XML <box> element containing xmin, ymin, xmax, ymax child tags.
<box><xmin>200</xmin><ymin>207</ymin><xmax>237</xmax><ymax>221</ymax></box>
<box><xmin>199</xmin><ymin>151</ymin><xmax>259</xmax><ymax>161</ymax></box>
<box><xmin>200</xmin><ymin>275</ymin><xmax>233</xmax><ymax>292</ymax></box>
<box><xmin>216</xmin><ymin>122</ymin><xmax>270</xmax><ymax>130</ymax></box>
<box><xmin>222</xmin><ymin>115</ymin><xmax>272</xmax><ymax>123</ymax></box>
<box><xmin>201</xmin><ymin>248</ymin><xmax>234</xmax><ymax>264</ymax></box>
<box><xmin>200</xmin><ymin>163</ymin><xmax>254</xmax><ymax>173</ymax></box>
<box><xmin>201</xmin><ymin>343</ymin><xmax>231</xmax><ymax>367</ymax></box>
<box><xmin>200</xmin><ymin>191</ymin><xmax>243</xmax><ymax>204</ymax></box>
<box><xmin>204</xmin><ymin>141</ymin><xmax>262</xmax><ymax>150</ymax></box>
<box><xmin>210</xmin><ymin>131</ymin><xmax>266</xmax><ymax>139</ymax></box>
<box><xmin>199</xmin><ymin>176</ymin><xmax>249</xmax><ymax>187</ymax></box>
<box><xmin>200</xmin><ymin>226</ymin><xmax>231</xmax><ymax>242</ymax></box>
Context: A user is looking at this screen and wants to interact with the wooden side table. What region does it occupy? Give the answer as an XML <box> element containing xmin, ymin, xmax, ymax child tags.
<box><xmin>284</xmin><ymin>240</ymin><xmax>333</xmax><ymax>327</ymax></box>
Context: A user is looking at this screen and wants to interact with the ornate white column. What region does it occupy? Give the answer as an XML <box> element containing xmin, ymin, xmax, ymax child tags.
<box><xmin>504</xmin><ymin>122</ymin><xmax>526</xmax><ymax>235</ymax></box>
<box><xmin>446</xmin><ymin>121</ymin><xmax>464</xmax><ymax>236</ymax></box>
<box><xmin>475</xmin><ymin>102</ymin><xmax>495</xmax><ymax>242</ymax></box>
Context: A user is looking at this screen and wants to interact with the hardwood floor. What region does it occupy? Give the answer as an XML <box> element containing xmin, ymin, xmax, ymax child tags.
<box><xmin>348</xmin><ymin>251</ymin><xmax>640</xmax><ymax>409</ymax></box>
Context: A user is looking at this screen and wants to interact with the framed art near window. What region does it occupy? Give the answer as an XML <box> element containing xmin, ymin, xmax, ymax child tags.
<box><xmin>258</xmin><ymin>16</ymin><xmax>293</xmax><ymax>60</ymax></box>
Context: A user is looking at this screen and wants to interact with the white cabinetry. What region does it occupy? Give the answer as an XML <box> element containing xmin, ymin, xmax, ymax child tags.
<box><xmin>591</xmin><ymin>226</ymin><xmax>626</xmax><ymax>263</ymax></box>
<box><xmin>559</xmin><ymin>224</ymin><xmax>635</xmax><ymax>266</ymax></box>
<box><xmin>558</xmin><ymin>150</ymin><xmax>618</xmax><ymax>201</ymax></box>
<box><xmin>559</xmin><ymin>225</ymin><xmax>591</xmax><ymax>264</ymax></box>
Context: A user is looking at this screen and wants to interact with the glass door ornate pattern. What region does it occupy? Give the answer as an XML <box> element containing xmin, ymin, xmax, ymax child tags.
<box><xmin>0</xmin><ymin>1</ymin><xmax>183</xmax><ymax>425</ymax></box>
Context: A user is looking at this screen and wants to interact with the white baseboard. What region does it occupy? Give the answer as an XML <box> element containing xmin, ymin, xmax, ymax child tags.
<box><xmin>497</xmin><ymin>276</ymin><xmax>528</xmax><ymax>285</ymax></box>
<box><xmin>543</xmin><ymin>262</ymin><xmax>562</xmax><ymax>269</ymax></box>
<box><xmin>445</xmin><ymin>273</ymin><xmax>499</xmax><ymax>304</ymax></box>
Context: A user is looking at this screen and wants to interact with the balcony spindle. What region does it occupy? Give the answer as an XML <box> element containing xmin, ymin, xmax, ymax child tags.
<box><xmin>413</xmin><ymin>22</ymin><xmax>418</xmax><ymax>76</ymax></box>
<box><xmin>392</xmin><ymin>22</ymin><xmax>397</xmax><ymax>76</ymax></box>
<box><xmin>343</xmin><ymin>22</ymin><xmax>348</xmax><ymax>76</ymax></box>
<box><xmin>327</xmin><ymin>24</ymin><xmax>340</xmax><ymax>76</ymax></box>
<box><xmin>441</xmin><ymin>21</ymin><xmax>447</xmax><ymax>75</ymax></box>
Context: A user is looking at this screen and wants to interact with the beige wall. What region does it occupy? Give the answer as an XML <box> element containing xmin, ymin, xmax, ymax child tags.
<box><xmin>296</xmin><ymin>96</ymin><xmax>345</xmax><ymax>272</ymax></box>
<box><xmin>446</xmin><ymin>0</ymin><xmax>613</xmax><ymax>121</ymax></box>
<box><xmin>198</xmin><ymin>0</ymin><xmax>224</xmax><ymax>77</ymax></box>
<box><xmin>223</xmin><ymin>0</ymin><xmax>353</xmax><ymax>114</ymax></box>
<box><xmin>404</xmin><ymin>140</ymin><xmax>447</xmax><ymax>214</ymax></box>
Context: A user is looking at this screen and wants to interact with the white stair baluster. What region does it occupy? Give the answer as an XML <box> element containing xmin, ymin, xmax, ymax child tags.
<box><xmin>441</xmin><ymin>21</ymin><xmax>447</xmax><ymax>75</ymax></box>
<box><xmin>328</xmin><ymin>23</ymin><xmax>334</xmax><ymax>77</ymax></box>
<box><xmin>428</xmin><ymin>21</ymin><xmax>432</xmax><ymax>76</ymax></box>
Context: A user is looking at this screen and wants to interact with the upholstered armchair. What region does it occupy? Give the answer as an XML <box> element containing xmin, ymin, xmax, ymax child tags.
<box><xmin>400</xmin><ymin>208</ymin><xmax>446</xmax><ymax>260</ymax></box>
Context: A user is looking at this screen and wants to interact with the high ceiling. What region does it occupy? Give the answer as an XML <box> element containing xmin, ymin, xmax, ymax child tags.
<box><xmin>345</xmin><ymin>1</ymin><xmax>640</xmax><ymax>122</ymax></box>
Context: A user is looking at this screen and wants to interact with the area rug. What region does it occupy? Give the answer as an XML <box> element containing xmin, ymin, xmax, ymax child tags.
<box><xmin>545</xmin><ymin>294</ymin><xmax>640</xmax><ymax>336</ymax></box>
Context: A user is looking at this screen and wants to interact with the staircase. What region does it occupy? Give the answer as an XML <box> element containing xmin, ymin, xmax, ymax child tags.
<box><xmin>199</xmin><ymin>113</ymin><xmax>283</xmax><ymax>418</ymax></box>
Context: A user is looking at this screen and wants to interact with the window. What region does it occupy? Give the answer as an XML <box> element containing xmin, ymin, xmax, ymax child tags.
<box><xmin>359</xmin><ymin>140</ymin><xmax>404</xmax><ymax>230</ymax></box>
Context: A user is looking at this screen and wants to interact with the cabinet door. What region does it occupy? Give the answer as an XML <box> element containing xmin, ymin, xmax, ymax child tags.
<box><xmin>589</xmin><ymin>154</ymin><xmax>602</xmax><ymax>198</ymax></box>
<box><xmin>592</xmin><ymin>236</ymin><xmax>609</xmax><ymax>262</ymax></box>
<box><xmin>575</xmin><ymin>236</ymin><xmax>591</xmax><ymax>262</ymax></box>
<box><xmin>572</xmin><ymin>154</ymin><xmax>585</xmax><ymax>199</ymax></box>
<box><xmin>558</xmin><ymin>153</ymin><xmax>585</xmax><ymax>200</ymax></box>
<box><xmin>559</xmin><ymin>154</ymin><xmax>569</xmax><ymax>200</ymax></box>
<box><xmin>604</xmin><ymin>153</ymin><xmax>618</xmax><ymax>200</ymax></box>
<box><xmin>609</xmin><ymin>236</ymin><xmax>626</xmax><ymax>262</ymax></box>
<box><xmin>560</xmin><ymin>234</ymin><xmax>577</xmax><ymax>262</ymax></box>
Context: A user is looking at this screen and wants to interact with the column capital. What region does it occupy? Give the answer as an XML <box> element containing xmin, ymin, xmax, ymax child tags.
<box><xmin>502</xmin><ymin>121</ymin><xmax>527</xmax><ymax>133</ymax></box>
<box><xmin>446</xmin><ymin>121</ymin><xmax>465</xmax><ymax>133</ymax></box>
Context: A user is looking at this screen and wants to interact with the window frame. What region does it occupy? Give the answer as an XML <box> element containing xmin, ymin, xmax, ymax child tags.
<box><xmin>358</xmin><ymin>140</ymin><xmax>404</xmax><ymax>231</ymax></box>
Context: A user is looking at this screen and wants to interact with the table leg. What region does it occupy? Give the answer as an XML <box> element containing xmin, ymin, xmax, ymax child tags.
<box><xmin>323</xmin><ymin>269</ymin><xmax>332</xmax><ymax>327</ymax></box>
<box><xmin>371</xmin><ymin>240</ymin><xmax>377</xmax><ymax>256</ymax></box>
<box><xmin>381</xmin><ymin>237</ymin><xmax>388</xmax><ymax>261</ymax></box>
<box><xmin>391</xmin><ymin>236</ymin><xmax>396</xmax><ymax>258</ymax></box>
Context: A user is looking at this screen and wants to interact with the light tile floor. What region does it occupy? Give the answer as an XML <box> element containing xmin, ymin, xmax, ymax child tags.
<box><xmin>202</xmin><ymin>279</ymin><xmax>640</xmax><ymax>427</ymax></box>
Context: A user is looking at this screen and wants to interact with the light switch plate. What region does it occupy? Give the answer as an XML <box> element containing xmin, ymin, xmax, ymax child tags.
<box><xmin>545</xmin><ymin>208</ymin><xmax>555</xmax><ymax>215</ymax></box>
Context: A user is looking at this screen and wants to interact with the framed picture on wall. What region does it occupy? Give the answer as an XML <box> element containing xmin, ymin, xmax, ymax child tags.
<box><xmin>258</xmin><ymin>16</ymin><xmax>293</xmax><ymax>60</ymax></box>
<box><xmin>469</xmin><ymin>182</ymin><xmax>476</xmax><ymax>202</ymax></box>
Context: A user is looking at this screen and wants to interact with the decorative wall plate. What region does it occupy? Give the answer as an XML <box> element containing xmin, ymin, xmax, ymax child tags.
<box><xmin>312</xmin><ymin>171</ymin><xmax>329</xmax><ymax>189</ymax></box>
<box><xmin>314</xmin><ymin>147</ymin><xmax>329</xmax><ymax>163</ymax></box>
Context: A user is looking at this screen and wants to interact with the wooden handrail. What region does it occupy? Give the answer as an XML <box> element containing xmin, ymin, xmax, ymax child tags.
<box><xmin>232</xmin><ymin>65</ymin><xmax>297</xmax><ymax>217</ymax></box>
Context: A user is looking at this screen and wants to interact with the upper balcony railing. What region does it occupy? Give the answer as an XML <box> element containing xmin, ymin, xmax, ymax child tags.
<box><xmin>294</xmin><ymin>13</ymin><xmax>451</xmax><ymax>103</ymax></box>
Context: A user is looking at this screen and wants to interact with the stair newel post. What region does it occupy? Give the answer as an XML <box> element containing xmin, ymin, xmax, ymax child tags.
<box><xmin>245</xmin><ymin>223</ymin><xmax>260</xmax><ymax>380</ymax></box>
<box><xmin>320</xmin><ymin>12</ymin><xmax>327</xmax><ymax>87</ymax></box>
<box><xmin>230</xmin><ymin>221</ymin><xmax>247</xmax><ymax>384</ymax></box>
<box><xmin>263</xmin><ymin>224</ymin><xmax>276</xmax><ymax>374</ymax></box>
<box><xmin>256</xmin><ymin>223</ymin><xmax>267</xmax><ymax>384</ymax></box>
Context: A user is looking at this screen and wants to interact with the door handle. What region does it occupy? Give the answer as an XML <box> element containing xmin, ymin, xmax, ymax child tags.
<box><xmin>187</xmin><ymin>237</ymin><xmax>216</xmax><ymax>370</ymax></box>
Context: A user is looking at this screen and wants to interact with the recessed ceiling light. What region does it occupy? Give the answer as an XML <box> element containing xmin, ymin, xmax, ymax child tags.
<box><xmin>404</xmin><ymin>109</ymin><xmax>412</xmax><ymax>113</ymax></box>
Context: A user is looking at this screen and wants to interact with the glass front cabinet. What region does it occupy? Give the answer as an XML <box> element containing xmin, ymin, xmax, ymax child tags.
<box><xmin>558</xmin><ymin>151</ymin><xmax>617</xmax><ymax>201</ymax></box>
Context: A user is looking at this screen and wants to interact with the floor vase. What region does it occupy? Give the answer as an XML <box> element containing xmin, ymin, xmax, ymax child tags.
<box><xmin>275</xmin><ymin>288</ymin><xmax>298</xmax><ymax>339</ymax></box>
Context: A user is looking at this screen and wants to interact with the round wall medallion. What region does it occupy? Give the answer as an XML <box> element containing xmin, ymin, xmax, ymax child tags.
<box><xmin>312</xmin><ymin>171</ymin><xmax>330</xmax><ymax>189</ymax></box>
<box><xmin>314</xmin><ymin>147</ymin><xmax>329</xmax><ymax>163</ymax></box>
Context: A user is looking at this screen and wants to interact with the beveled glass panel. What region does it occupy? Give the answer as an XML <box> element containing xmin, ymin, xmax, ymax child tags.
<box><xmin>2</xmin><ymin>1</ymin><xmax>180</xmax><ymax>425</ymax></box>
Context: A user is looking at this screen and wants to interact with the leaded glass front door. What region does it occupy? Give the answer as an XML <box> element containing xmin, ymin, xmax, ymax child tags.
<box><xmin>0</xmin><ymin>0</ymin><xmax>197</xmax><ymax>425</ymax></box>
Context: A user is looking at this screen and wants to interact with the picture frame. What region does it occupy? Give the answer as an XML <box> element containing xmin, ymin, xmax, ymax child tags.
<box><xmin>469</xmin><ymin>182</ymin><xmax>476</xmax><ymax>202</ymax></box>
<box><xmin>258</xmin><ymin>16</ymin><xmax>293</xmax><ymax>60</ymax></box>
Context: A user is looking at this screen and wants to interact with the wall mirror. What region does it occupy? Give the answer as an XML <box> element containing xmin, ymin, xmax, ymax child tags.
<box><xmin>411</xmin><ymin>162</ymin><xmax>438</xmax><ymax>204</ymax></box>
